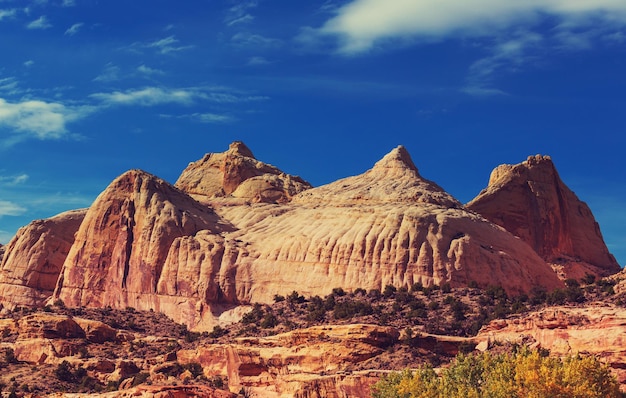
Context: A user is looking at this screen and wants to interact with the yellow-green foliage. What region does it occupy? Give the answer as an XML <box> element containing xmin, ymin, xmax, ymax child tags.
<box><xmin>372</xmin><ymin>348</ymin><xmax>624</xmax><ymax>398</ymax></box>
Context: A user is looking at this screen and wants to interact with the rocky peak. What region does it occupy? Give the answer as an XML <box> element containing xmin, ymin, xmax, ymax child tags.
<box><xmin>294</xmin><ymin>145</ymin><xmax>460</xmax><ymax>208</ymax></box>
<box><xmin>227</xmin><ymin>140</ymin><xmax>254</xmax><ymax>158</ymax></box>
<box><xmin>175</xmin><ymin>141</ymin><xmax>311</xmax><ymax>203</ymax></box>
<box><xmin>372</xmin><ymin>145</ymin><xmax>419</xmax><ymax>175</ymax></box>
<box><xmin>468</xmin><ymin>155</ymin><xmax>619</xmax><ymax>279</ymax></box>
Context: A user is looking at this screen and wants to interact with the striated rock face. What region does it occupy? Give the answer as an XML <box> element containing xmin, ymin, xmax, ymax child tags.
<box><xmin>213</xmin><ymin>146</ymin><xmax>562</xmax><ymax>302</ymax></box>
<box><xmin>177</xmin><ymin>324</ymin><xmax>398</xmax><ymax>397</ymax></box>
<box><xmin>44</xmin><ymin>145</ymin><xmax>567</xmax><ymax>330</ymax></box>
<box><xmin>0</xmin><ymin>209</ymin><xmax>86</xmax><ymax>309</ymax></box>
<box><xmin>467</xmin><ymin>155</ymin><xmax>620</xmax><ymax>280</ymax></box>
<box><xmin>0</xmin><ymin>243</ymin><xmax>4</xmax><ymax>263</ymax></box>
<box><xmin>175</xmin><ymin>141</ymin><xmax>312</xmax><ymax>204</ymax></box>
<box><xmin>52</xmin><ymin>169</ymin><xmax>233</xmax><ymax>325</ymax></box>
<box><xmin>477</xmin><ymin>305</ymin><xmax>626</xmax><ymax>385</ymax></box>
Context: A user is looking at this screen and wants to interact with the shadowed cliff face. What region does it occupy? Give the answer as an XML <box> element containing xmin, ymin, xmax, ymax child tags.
<box><xmin>467</xmin><ymin>155</ymin><xmax>620</xmax><ymax>280</ymax></box>
<box><xmin>7</xmin><ymin>143</ymin><xmax>621</xmax><ymax>331</ymax></box>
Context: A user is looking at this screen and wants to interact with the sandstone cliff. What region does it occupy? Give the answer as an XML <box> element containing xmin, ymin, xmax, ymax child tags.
<box><xmin>42</xmin><ymin>145</ymin><xmax>568</xmax><ymax>330</ymax></box>
<box><xmin>175</xmin><ymin>141</ymin><xmax>312</xmax><ymax>204</ymax></box>
<box><xmin>467</xmin><ymin>155</ymin><xmax>620</xmax><ymax>280</ymax></box>
<box><xmin>477</xmin><ymin>305</ymin><xmax>626</xmax><ymax>385</ymax></box>
<box><xmin>0</xmin><ymin>209</ymin><xmax>86</xmax><ymax>310</ymax></box>
<box><xmin>52</xmin><ymin>169</ymin><xmax>235</xmax><ymax>328</ymax></box>
<box><xmin>0</xmin><ymin>243</ymin><xmax>4</xmax><ymax>263</ymax></box>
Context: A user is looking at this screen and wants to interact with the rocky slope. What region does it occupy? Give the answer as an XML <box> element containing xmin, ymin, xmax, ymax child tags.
<box><xmin>0</xmin><ymin>209</ymin><xmax>86</xmax><ymax>309</ymax></box>
<box><xmin>467</xmin><ymin>155</ymin><xmax>620</xmax><ymax>279</ymax></box>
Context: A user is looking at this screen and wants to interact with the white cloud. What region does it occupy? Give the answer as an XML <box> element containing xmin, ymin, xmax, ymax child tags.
<box><xmin>91</xmin><ymin>86</ymin><xmax>269</xmax><ymax>107</ymax></box>
<box><xmin>231</xmin><ymin>32</ymin><xmax>282</xmax><ymax>48</ymax></box>
<box><xmin>23</xmin><ymin>60</ymin><xmax>34</xmax><ymax>67</ymax></box>
<box><xmin>26</xmin><ymin>15</ymin><xmax>52</xmax><ymax>30</ymax></box>
<box><xmin>62</xmin><ymin>0</ymin><xmax>76</xmax><ymax>6</ymax></box>
<box><xmin>64</xmin><ymin>22</ymin><xmax>83</xmax><ymax>36</ymax></box>
<box><xmin>0</xmin><ymin>174</ymin><xmax>29</xmax><ymax>185</ymax></box>
<box><xmin>463</xmin><ymin>31</ymin><xmax>543</xmax><ymax>95</ymax></box>
<box><xmin>91</xmin><ymin>87</ymin><xmax>197</xmax><ymax>106</ymax></box>
<box><xmin>0</xmin><ymin>9</ymin><xmax>17</xmax><ymax>21</ymax></box>
<box><xmin>0</xmin><ymin>98</ymin><xmax>66</xmax><ymax>138</ymax></box>
<box><xmin>147</xmin><ymin>35</ymin><xmax>194</xmax><ymax>54</ymax></box>
<box><xmin>194</xmin><ymin>113</ymin><xmax>234</xmax><ymax>123</ymax></box>
<box><xmin>93</xmin><ymin>63</ymin><xmax>121</xmax><ymax>82</ymax></box>
<box><xmin>317</xmin><ymin>0</ymin><xmax>626</xmax><ymax>54</ymax></box>
<box><xmin>0</xmin><ymin>200</ymin><xmax>26</xmax><ymax>217</ymax></box>
<box><xmin>225</xmin><ymin>1</ymin><xmax>257</xmax><ymax>25</ymax></box>
<box><xmin>137</xmin><ymin>65</ymin><xmax>165</xmax><ymax>76</ymax></box>
<box><xmin>0</xmin><ymin>77</ymin><xmax>19</xmax><ymax>93</ymax></box>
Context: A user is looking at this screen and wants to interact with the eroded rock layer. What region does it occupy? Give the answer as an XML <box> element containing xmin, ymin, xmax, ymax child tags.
<box><xmin>467</xmin><ymin>155</ymin><xmax>620</xmax><ymax>279</ymax></box>
<box><xmin>0</xmin><ymin>209</ymin><xmax>86</xmax><ymax>309</ymax></box>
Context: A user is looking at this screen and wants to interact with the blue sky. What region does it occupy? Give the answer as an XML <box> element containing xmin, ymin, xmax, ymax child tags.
<box><xmin>0</xmin><ymin>0</ymin><xmax>624</xmax><ymax>265</ymax></box>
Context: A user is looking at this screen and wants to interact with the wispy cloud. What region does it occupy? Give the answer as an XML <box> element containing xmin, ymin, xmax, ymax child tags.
<box><xmin>163</xmin><ymin>112</ymin><xmax>235</xmax><ymax>124</ymax></box>
<box><xmin>231</xmin><ymin>32</ymin><xmax>282</xmax><ymax>48</ymax></box>
<box><xmin>91</xmin><ymin>86</ymin><xmax>268</xmax><ymax>107</ymax></box>
<box><xmin>64</xmin><ymin>22</ymin><xmax>83</xmax><ymax>36</ymax></box>
<box><xmin>137</xmin><ymin>65</ymin><xmax>165</xmax><ymax>76</ymax></box>
<box><xmin>463</xmin><ymin>31</ymin><xmax>543</xmax><ymax>96</ymax></box>
<box><xmin>90</xmin><ymin>87</ymin><xmax>197</xmax><ymax>106</ymax></box>
<box><xmin>23</xmin><ymin>60</ymin><xmax>34</xmax><ymax>67</ymax></box>
<box><xmin>0</xmin><ymin>174</ymin><xmax>29</xmax><ymax>185</ymax></box>
<box><xmin>225</xmin><ymin>0</ymin><xmax>257</xmax><ymax>26</ymax></box>
<box><xmin>26</xmin><ymin>15</ymin><xmax>52</xmax><ymax>30</ymax></box>
<box><xmin>146</xmin><ymin>35</ymin><xmax>194</xmax><ymax>54</ymax></box>
<box><xmin>93</xmin><ymin>63</ymin><xmax>121</xmax><ymax>82</ymax></box>
<box><xmin>62</xmin><ymin>0</ymin><xmax>76</xmax><ymax>6</ymax></box>
<box><xmin>0</xmin><ymin>200</ymin><xmax>26</xmax><ymax>217</ymax></box>
<box><xmin>314</xmin><ymin>0</ymin><xmax>626</xmax><ymax>55</ymax></box>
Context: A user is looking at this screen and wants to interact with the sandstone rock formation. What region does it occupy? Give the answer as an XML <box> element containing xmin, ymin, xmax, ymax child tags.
<box><xmin>177</xmin><ymin>324</ymin><xmax>398</xmax><ymax>397</ymax></box>
<box><xmin>52</xmin><ymin>169</ymin><xmax>233</xmax><ymax>325</ymax></box>
<box><xmin>0</xmin><ymin>243</ymin><xmax>4</xmax><ymax>263</ymax></box>
<box><xmin>477</xmin><ymin>305</ymin><xmax>626</xmax><ymax>384</ymax></box>
<box><xmin>175</xmin><ymin>141</ymin><xmax>312</xmax><ymax>204</ymax></box>
<box><xmin>467</xmin><ymin>155</ymin><xmax>620</xmax><ymax>280</ymax></box>
<box><xmin>43</xmin><ymin>144</ymin><xmax>569</xmax><ymax>330</ymax></box>
<box><xmin>0</xmin><ymin>209</ymin><xmax>86</xmax><ymax>310</ymax></box>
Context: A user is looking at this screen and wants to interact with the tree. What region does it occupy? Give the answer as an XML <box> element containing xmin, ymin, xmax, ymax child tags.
<box><xmin>372</xmin><ymin>348</ymin><xmax>623</xmax><ymax>398</ymax></box>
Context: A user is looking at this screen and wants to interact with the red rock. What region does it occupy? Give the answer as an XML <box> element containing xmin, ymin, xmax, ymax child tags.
<box><xmin>0</xmin><ymin>209</ymin><xmax>85</xmax><ymax>309</ymax></box>
<box><xmin>53</xmin><ymin>169</ymin><xmax>230</xmax><ymax>316</ymax></box>
<box><xmin>467</xmin><ymin>155</ymin><xmax>620</xmax><ymax>280</ymax></box>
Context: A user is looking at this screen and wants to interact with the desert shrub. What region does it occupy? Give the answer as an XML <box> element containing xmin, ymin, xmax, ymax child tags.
<box><xmin>383</xmin><ymin>284</ymin><xmax>397</xmax><ymax>298</ymax></box>
<box><xmin>182</xmin><ymin>362</ymin><xmax>203</xmax><ymax>378</ymax></box>
<box><xmin>286</xmin><ymin>291</ymin><xmax>305</xmax><ymax>305</ymax></box>
<box><xmin>368</xmin><ymin>289</ymin><xmax>382</xmax><ymax>299</ymax></box>
<box><xmin>4</xmin><ymin>348</ymin><xmax>17</xmax><ymax>364</ymax></box>
<box><xmin>372</xmin><ymin>348</ymin><xmax>623</xmax><ymax>398</ymax></box>
<box><xmin>208</xmin><ymin>325</ymin><xmax>228</xmax><ymax>339</ymax></box>
<box><xmin>332</xmin><ymin>287</ymin><xmax>346</xmax><ymax>296</ymax></box>
<box><xmin>260</xmin><ymin>312</ymin><xmax>278</xmax><ymax>329</ymax></box>
<box><xmin>333</xmin><ymin>300</ymin><xmax>373</xmax><ymax>319</ymax></box>
<box><xmin>55</xmin><ymin>360</ymin><xmax>74</xmax><ymax>382</ymax></box>
<box><xmin>441</xmin><ymin>282</ymin><xmax>452</xmax><ymax>293</ymax></box>
<box><xmin>241</xmin><ymin>303</ymin><xmax>264</xmax><ymax>325</ymax></box>
<box><xmin>410</xmin><ymin>282</ymin><xmax>424</xmax><ymax>293</ymax></box>
<box><xmin>353</xmin><ymin>288</ymin><xmax>367</xmax><ymax>296</ymax></box>
<box><xmin>273</xmin><ymin>294</ymin><xmax>285</xmax><ymax>303</ymax></box>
